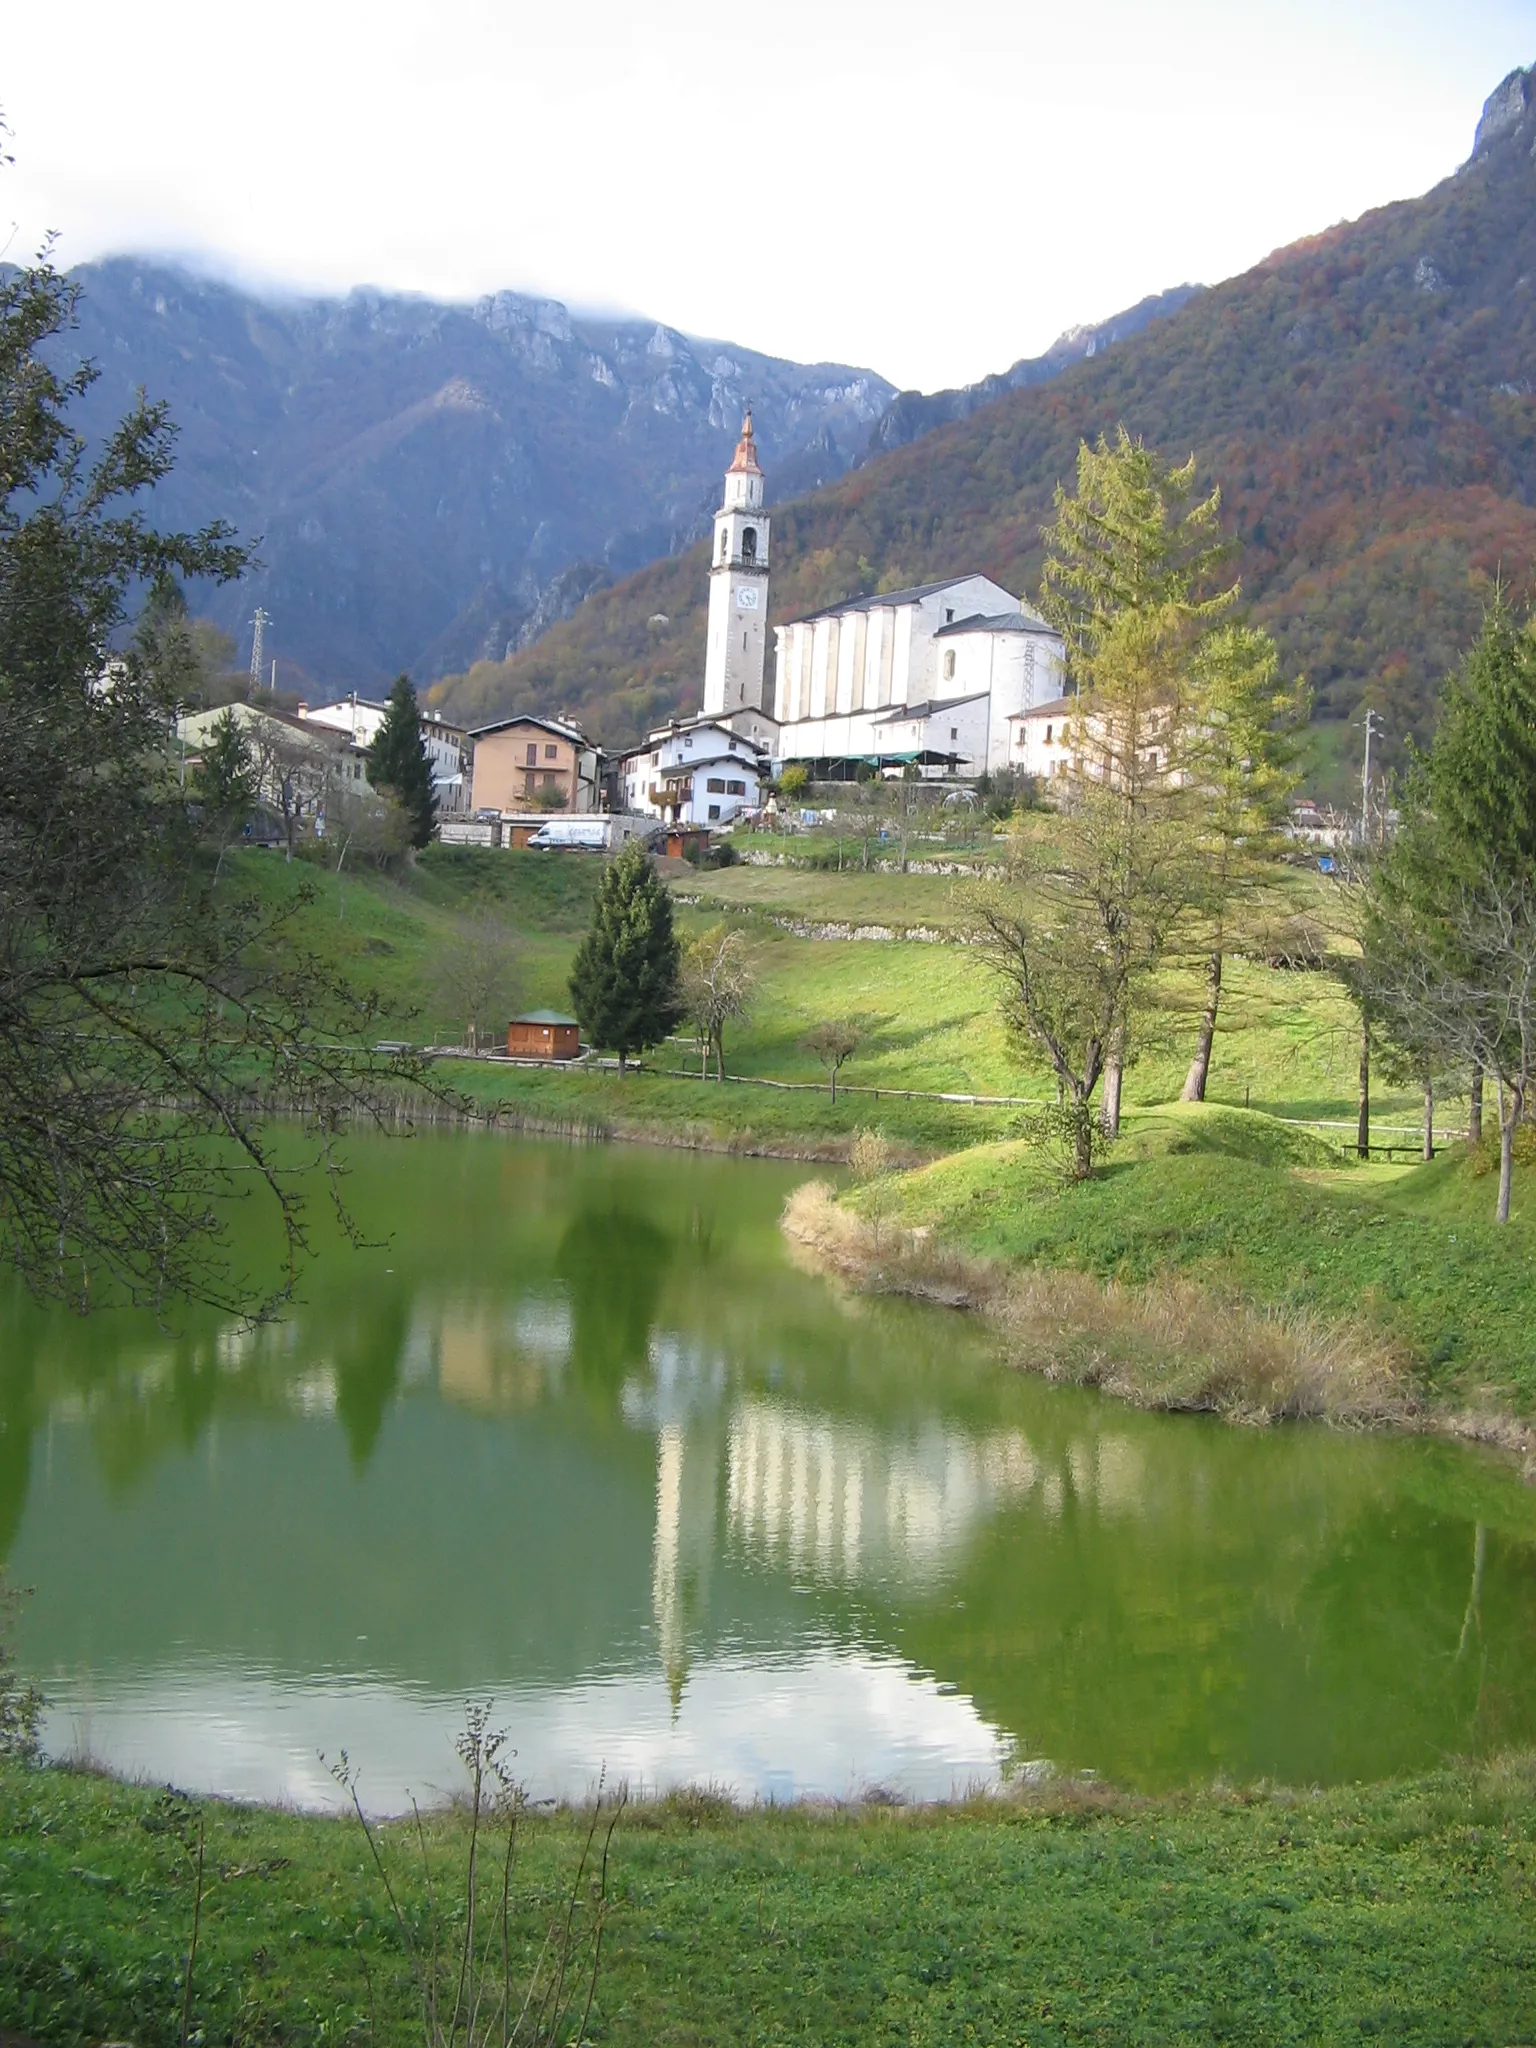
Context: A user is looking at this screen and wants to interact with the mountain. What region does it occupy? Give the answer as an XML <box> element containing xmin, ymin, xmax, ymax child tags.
<box><xmin>50</xmin><ymin>261</ymin><xmax>897</xmax><ymax>687</ymax></box>
<box><xmin>444</xmin><ymin>66</ymin><xmax>1536</xmax><ymax>757</ymax></box>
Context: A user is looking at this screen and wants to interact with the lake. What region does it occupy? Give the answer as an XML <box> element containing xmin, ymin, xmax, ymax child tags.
<box><xmin>4</xmin><ymin>1131</ymin><xmax>1535</xmax><ymax>1812</ymax></box>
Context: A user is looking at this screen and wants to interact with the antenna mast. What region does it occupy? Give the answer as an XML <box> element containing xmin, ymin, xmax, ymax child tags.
<box><xmin>1359</xmin><ymin>707</ymin><xmax>1383</xmax><ymax>843</ymax></box>
<box><xmin>249</xmin><ymin>608</ymin><xmax>271</xmax><ymax>694</ymax></box>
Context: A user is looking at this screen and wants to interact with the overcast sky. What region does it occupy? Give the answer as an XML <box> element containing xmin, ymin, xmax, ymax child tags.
<box><xmin>3</xmin><ymin>0</ymin><xmax>1532</xmax><ymax>392</ymax></box>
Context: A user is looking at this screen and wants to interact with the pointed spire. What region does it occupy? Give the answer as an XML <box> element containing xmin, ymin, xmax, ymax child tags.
<box><xmin>727</xmin><ymin>403</ymin><xmax>761</xmax><ymax>476</ymax></box>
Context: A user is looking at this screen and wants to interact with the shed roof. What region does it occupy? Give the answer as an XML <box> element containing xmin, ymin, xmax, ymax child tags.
<box><xmin>510</xmin><ymin>1010</ymin><xmax>579</xmax><ymax>1027</ymax></box>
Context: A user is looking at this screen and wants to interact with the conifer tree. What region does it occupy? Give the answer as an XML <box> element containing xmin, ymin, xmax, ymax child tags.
<box><xmin>1362</xmin><ymin>599</ymin><xmax>1536</xmax><ymax>1221</ymax></box>
<box><xmin>366</xmin><ymin>674</ymin><xmax>436</xmax><ymax>849</ymax></box>
<box><xmin>1033</xmin><ymin>428</ymin><xmax>1242</xmax><ymax>1133</ymax></box>
<box><xmin>193</xmin><ymin>707</ymin><xmax>260</xmax><ymax>872</ymax></box>
<box><xmin>568</xmin><ymin>840</ymin><xmax>682</xmax><ymax>1070</ymax></box>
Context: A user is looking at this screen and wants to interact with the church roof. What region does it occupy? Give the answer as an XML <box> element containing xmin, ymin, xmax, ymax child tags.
<box><xmin>869</xmin><ymin>692</ymin><xmax>990</xmax><ymax>724</ymax></box>
<box><xmin>792</xmin><ymin>576</ymin><xmax>1006</xmax><ymax>625</ymax></box>
<box><xmin>933</xmin><ymin>611</ymin><xmax>1060</xmax><ymax>638</ymax></box>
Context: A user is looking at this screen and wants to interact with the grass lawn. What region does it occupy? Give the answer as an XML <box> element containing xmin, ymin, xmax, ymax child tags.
<box><xmin>227</xmin><ymin>847</ymin><xmax>1418</xmax><ymax>1132</ymax></box>
<box><xmin>4</xmin><ymin>1758</ymin><xmax>1536</xmax><ymax>2047</ymax></box>
<box><xmin>875</xmin><ymin>1103</ymin><xmax>1536</xmax><ymax>1415</ymax></box>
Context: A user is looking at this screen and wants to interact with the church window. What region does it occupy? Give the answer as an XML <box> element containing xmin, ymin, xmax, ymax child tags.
<box><xmin>943</xmin><ymin>650</ymin><xmax>956</xmax><ymax>680</ymax></box>
<box><xmin>742</xmin><ymin>527</ymin><xmax>757</xmax><ymax>561</ymax></box>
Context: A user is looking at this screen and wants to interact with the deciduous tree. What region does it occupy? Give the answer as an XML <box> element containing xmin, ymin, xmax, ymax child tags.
<box><xmin>0</xmin><ymin>218</ymin><xmax>428</xmax><ymax>1313</ymax></box>
<box><xmin>802</xmin><ymin>1018</ymin><xmax>860</xmax><ymax>1102</ymax></box>
<box><xmin>681</xmin><ymin>923</ymin><xmax>754</xmax><ymax>1080</ymax></box>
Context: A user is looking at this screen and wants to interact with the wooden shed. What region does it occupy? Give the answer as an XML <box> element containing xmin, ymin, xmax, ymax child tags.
<box><xmin>506</xmin><ymin>1010</ymin><xmax>581</xmax><ymax>1061</ymax></box>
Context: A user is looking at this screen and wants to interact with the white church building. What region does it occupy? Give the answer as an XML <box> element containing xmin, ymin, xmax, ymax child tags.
<box><xmin>616</xmin><ymin>407</ymin><xmax>1070</xmax><ymax>810</ymax></box>
<box><xmin>771</xmin><ymin>578</ymin><xmax>1066</xmax><ymax>776</ymax></box>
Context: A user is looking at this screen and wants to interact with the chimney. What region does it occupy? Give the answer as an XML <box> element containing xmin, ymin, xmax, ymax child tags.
<box><xmin>297</xmin><ymin>702</ymin><xmax>309</xmax><ymax>718</ymax></box>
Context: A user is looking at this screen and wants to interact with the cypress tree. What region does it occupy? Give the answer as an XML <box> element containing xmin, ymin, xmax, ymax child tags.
<box><xmin>568</xmin><ymin>840</ymin><xmax>682</xmax><ymax>1069</ymax></box>
<box><xmin>366</xmin><ymin>674</ymin><xmax>436</xmax><ymax>849</ymax></box>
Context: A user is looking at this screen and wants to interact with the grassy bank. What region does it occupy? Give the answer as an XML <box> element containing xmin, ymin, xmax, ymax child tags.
<box><xmin>5</xmin><ymin>1757</ymin><xmax>1536</xmax><ymax>2045</ymax></box>
<box><xmin>232</xmin><ymin>845</ymin><xmax>1412</xmax><ymax>1127</ymax></box>
<box><xmin>787</xmin><ymin>1103</ymin><xmax>1536</xmax><ymax>1436</ymax></box>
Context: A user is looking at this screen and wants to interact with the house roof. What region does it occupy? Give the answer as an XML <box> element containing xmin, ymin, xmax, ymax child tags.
<box><xmin>1009</xmin><ymin>695</ymin><xmax>1078</xmax><ymax>721</ymax></box>
<box><xmin>656</xmin><ymin>752</ymin><xmax>763</xmax><ymax>778</ymax></box>
<box><xmin>869</xmin><ymin>692</ymin><xmax>989</xmax><ymax>725</ymax></box>
<box><xmin>510</xmin><ymin>1010</ymin><xmax>579</xmax><ymax>1027</ymax></box>
<box><xmin>792</xmin><ymin>575</ymin><xmax>1013</xmax><ymax>626</ymax></box>
<box><xmin>933</xmin><ymin>611</ymin><xmax>1060</xmax><ymax>638</ymax></box>
<box><xmin>470</xmin><ymin>712</ymin><xmax>592</xmax><ymax>745</ymax></box>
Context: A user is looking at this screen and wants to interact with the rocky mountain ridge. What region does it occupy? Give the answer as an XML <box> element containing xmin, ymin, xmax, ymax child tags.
<box><xmin>51</xmin><ymin>261</ymin><xmax>896</xmax><ymax>687</ymax></box>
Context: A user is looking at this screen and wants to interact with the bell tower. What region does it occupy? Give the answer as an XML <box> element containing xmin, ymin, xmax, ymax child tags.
<box><xmin>702</xmin><ymin>407</ymin><xmax>770</xmax><ymax>718</ymax></box>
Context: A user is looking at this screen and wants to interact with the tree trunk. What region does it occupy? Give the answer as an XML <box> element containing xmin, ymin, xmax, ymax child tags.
<box><xmin>1180</xmin><ymin>951</ymin><xmax>1223</xmax><ymax>1103</ymax></box>
<box><xmin>1497</xmin><ymin>1082</ymin><xmax>1522</xmax><ymax>1224</ymax></box>
<box><xmin>1356</xmin><ymin>1019</ymin><xmax>1370</xmax><ymax>1160</ymax></box>
<box><xmin>1073</xmin><ymin>1098</ymin><xmax>1094</xmax><ymax>1180</ymax></box>
<box><xmin>1100</xmin><ymin>1029</ymin><xmax>1125</xmax><ymax>1138</ymax></box>
<box><xmin>1469</xmin><ymin>1068</ymin><xmax>1484</xmax><ymax>1146</ymax></box>
<box><xmin>829</xmin><ymin>1066</ymin><xmax>837</xmax><ymax>1104</ymax></box>
<box><xmin>714</xmin><ymin>1029</ymin><xmax>725</xmax><ymax>1083</ymax></box>
<box><xmin>1422</xmin><ymin>1073</ymin><xmax>1434</xmax><ymax>1163</ymax></box>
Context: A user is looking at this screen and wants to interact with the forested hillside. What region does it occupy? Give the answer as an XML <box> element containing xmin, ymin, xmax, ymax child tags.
<box><xmin>439</xmin><ymin>66</ymin><xmax>1536</xmax><ymax>756</ymax></box>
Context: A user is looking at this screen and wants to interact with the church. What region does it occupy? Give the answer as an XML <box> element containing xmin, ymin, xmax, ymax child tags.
<box><xmin>616</xmin><ymin>409</ymin><xmax>1067</xmax><ymax>817</ymax></box>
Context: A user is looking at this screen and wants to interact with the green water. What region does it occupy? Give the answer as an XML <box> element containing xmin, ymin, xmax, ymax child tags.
<box><xmin>3</xmin><ymin>1132</ymin><xmax>1535</xmax><ymax>1810</ymax></box>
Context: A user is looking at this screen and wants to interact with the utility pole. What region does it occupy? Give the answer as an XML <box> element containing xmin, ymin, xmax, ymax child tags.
<box><xmin>1358</xmin><ymin>707</ymin><xmax>1383</xmax><ymax>844</ymax></box>
<box><xmin>249</xmin><ymin>608</ymin><xmax>271</xmax><ymax>696</ymax></box>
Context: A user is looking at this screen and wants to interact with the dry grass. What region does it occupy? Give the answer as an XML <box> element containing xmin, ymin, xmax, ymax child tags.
<box><xmin>782</xmin><ymin>1179</ymin><xmax>1412</xmax><ymax>1427</ymax></box>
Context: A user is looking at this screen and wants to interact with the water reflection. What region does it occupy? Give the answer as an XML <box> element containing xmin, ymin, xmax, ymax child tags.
<box><xmin>5</xmin><ymin>1133</ymin><xmax>1536</xmax><ymax>1809</ymax></box>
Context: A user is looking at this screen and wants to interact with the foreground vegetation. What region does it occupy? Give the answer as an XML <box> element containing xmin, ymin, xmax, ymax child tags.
<box><xmin>5</xmin><ymin>1755</ymin><xmax>1536</xmax><ymax>2046</ymax></box>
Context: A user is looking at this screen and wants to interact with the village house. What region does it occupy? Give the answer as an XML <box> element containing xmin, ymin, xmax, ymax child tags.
<box><xmin>467</xmin><ymin>714</ymin><xmax>602</xmax><ymax>816</ymax></box>
<box><xmin>615</xmin><ymin>719</ymin><xmax>768</xmax><ymax>826</ymax></box>
<box><xmin>300</xmin><ymin>695</ymin><xmax>469</xmax><ymax>815</ymax></box>
<box><xmin>176</xmin><ymin>700</ymin><xmax>371</xmax><ymax>819</ymax></box>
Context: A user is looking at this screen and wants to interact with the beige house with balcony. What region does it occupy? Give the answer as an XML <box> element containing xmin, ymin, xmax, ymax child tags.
<box><xmin>467</xmin><ymin>714</ymin><xmax>601</xmax><ymax>814</ymax></box>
